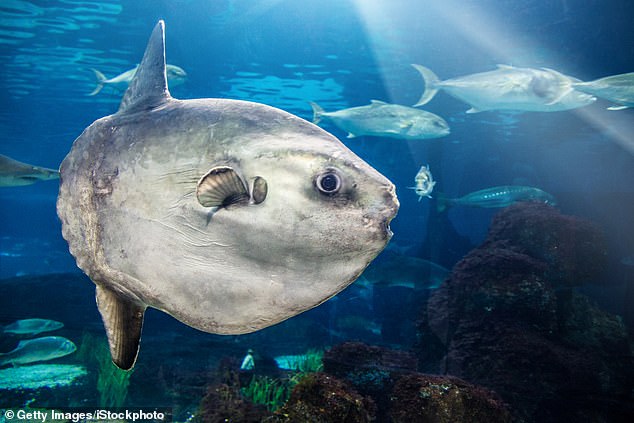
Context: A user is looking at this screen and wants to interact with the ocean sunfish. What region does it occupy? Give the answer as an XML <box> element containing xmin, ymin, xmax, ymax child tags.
<box><xmin>57</xmin><ymin>21</ymin><xmax>399</xmax><ymax>370</ymax></box>
<box><xmin>310</xmin><ymin>100</ymin><xmax>450</xmax><ymax>140</ymax></box>
<box><xmin>0</xmin><ymin>154</ymin><xmax>59</xmax><ymax>187</ymax></box>
<box><xmin>572</xmin><ymin>72</ymin><xmax>634</xmax><ymax>110</ymax></box>
<box><xmin>2</xmin><ymin>318</ymin><xmax>64</xmax><ymax>336</ymax></box>
<box><xmin>0</xmin><ymin>336</ymin><xmax>77</xmax><ymax>367</ymax></box>
<box><xmin>89</xmin><ymin>64</ymin><xmax>187</xmax><ymax>96</ymax></box>
<box><xmin>412</xmin><ymin>64</ymin><xmax>595</xmax><ymax>113</ymax></box>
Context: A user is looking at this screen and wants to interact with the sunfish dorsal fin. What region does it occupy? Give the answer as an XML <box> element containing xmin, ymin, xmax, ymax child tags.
<box><xmin>96</xmin><ymin>285</ymin><xmax>146</xmax><ymax>370</ymax></box>
<box><xmin>119</xmin><ymin>20</ymin><xmax>171</xmax><ymax>114</ymax></box>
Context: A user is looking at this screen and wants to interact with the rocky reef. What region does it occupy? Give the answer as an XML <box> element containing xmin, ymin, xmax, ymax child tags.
<box><xmin>266</xmin><ymin>372</ymin><xmax>375</xmax><ymax>423</ymax></box>
<box><xmin>389</xmin><ymin>373</ymin><xmax>511</xmax><ymax>423</ymax></box>
<box><xmin>196</xmin><ymin>341</ymin><xmax>511</xmax><ymax>423</ymax></box>
<box><xmin>418</xmin><ymin>202</ymin><xmax>634</xmax><ymax>422</ymax></box>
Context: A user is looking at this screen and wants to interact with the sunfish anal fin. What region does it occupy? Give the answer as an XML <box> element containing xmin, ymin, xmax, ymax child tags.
<box><xmin>197</xmin><ymin>166</ymin><xmax>250</xmax><ymax>208</ymax></box>
<box><xmin>118</xmin><ymin>20</ymin><xmax>171</xmax><ymax>114</ymax></box>
<box><xmin>96</xmin><ymin>285</ymin><xmax>145</xmax><ymax>371</ymax></box>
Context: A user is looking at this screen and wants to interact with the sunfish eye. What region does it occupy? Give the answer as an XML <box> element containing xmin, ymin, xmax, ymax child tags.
<box><xmin>315</xmin><ymin>170</ymin><xmax>342</xmax><ymax>195</ymax></box>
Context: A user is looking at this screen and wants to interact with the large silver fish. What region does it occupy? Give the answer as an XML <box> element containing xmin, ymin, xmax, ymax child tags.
<box><xmin>310</xmin><ymin>100</ymin><xmax>450</xmax><ymax>140</ymax></box>
<box><xmin>0</xmin><ymin>336</ymin><xmax>76</xmax><ymax>366</ymax></box>
<box><xmin>2</xmin><ymin>319</ymin><xmax>64</xmax><ymax>336</ymax></box>
<box><xmin>572</xmin><ymin>72</ymin><xmax>634</xmax><ymax>110</ymax></box>
<box><xmin>89</xmin><ymin>63</ymin><xmax>187</xmax><ymax>96</ymax></box>
<box><xmin>57</xmin><ymin>21</ymin><xmax>398</xmax><ymax>370</ymax></box>
<box><xmin>358</xmin><ymin>253</ymin><xmax>450</xmax><ymax>291</ymax></box>
<box><xmin>0</xmin><ymin>154</ymin><xmax>59</xmax><ymax>187</ymax></box>
<box><xmin>437</xmin><ymin>185</ymin><xmax>556</xmax><ymax>212</ymax></box>
<box><xmin>412</xmin><ymin>64</ymin><xmax>595</xmax><ymax>113</ymax></box>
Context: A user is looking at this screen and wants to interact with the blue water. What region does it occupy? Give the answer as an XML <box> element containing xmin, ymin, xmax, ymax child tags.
<box><xmin>1</xmin><ymin>0</ymin><xmax>633</xmax><ymax>420</ymax></box>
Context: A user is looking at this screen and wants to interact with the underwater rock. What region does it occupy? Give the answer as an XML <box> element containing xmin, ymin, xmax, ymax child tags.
<box><xmin>323</xmin><ymin>342</ymin><xmax>417</xmax><ymax>378</ymax></box>
<box><xmin>198</xmin><ymin>383</ymin><xmax>271</xmax><ymax>423</ymax></box>
<box><xmin>418</xmin><ymin>202</ymin><xmax>634</xmax><ymax>422</ymax></box>
<box><xmin>322</xmin><ymin>342</ymin><xmax>417</xmax><ymax>421</ymax></box>
<box><xmin>267</xmin><ymin>372</ymin><xmax>375</xmax><ymax>423</ymax></box>
<box><xmin>389</xmin><ymin>373</ymin><xmax>512</xmax><ymax>423</ymax></box>
<box><xmin>485</xmin><ymin>202</ymin><xmax>608</xmax><ymax>287</ymax></box>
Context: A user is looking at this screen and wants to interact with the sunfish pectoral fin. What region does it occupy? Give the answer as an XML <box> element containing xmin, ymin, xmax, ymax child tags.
<box><xmin>466</xmin><ymin>107</ymin><xmax>482</xmax><ymax>114</ymax></box>
<box><xmin>346</xmin><ymin>132</ymin><xmax>359</xmax><ymax>138</ymax></box>
<box><xmin>118</xmin><ymin>20</ymin><xmax>171</xmax><ymax>114</ymax></box>
<box><xmin>95</xmin><ymin>285</ymin><xmax>145</xmax><ymax>371</ymax></box>
<box><xmin>196</xmin><ymin>166</ymin><xmax>249</xmax><ymax>208</ymax></box>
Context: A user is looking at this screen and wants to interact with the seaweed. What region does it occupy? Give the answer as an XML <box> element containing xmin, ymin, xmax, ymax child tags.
<box><xmin>240</xmin><ymin>373</ymin><xmax>304</xmax><ymax>412</ymax></box>
<box><xmin>239</xmin><ymin>348</ymin><xmax>325</xmax><ymax>411</ymax></box>
<box><xmin>77</xmin><ymin>333</ymin><xmax>133</xmax><ymax>407</ymax></box>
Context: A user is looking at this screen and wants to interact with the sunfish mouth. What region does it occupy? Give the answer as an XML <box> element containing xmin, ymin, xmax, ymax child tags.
<box><xmin>379</xmin><ymin>184</ymin><xmax>399</xmax><ymax>237</ymax></box>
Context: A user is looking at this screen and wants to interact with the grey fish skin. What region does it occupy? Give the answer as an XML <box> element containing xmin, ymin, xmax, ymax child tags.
<box><xmin>310</xmin><ymin>100</ymin><xmax>450</xmax><ymax>140</ymax></box>
<box><xmin>0</xmin><ymin>154</ymin><xmax>59</xmax><ymax>187</ymax></box>
<box><xmin>572</xmin><ymin>72</ymin><xmax>634</xmax><ymax>110</ymax></box>
<box><xmin>0</xmin><ymin>336</ymin><xmax>76</xmax><ymax>366</ymax></box>
<box><xmin>57</xmin><ymin>21</ymin><xmax>398</xmax><ymax>370</ymax></box>
<box><xmin>89</xmin><ymin>64</ymin><xmax>187</xmax><ymax>96</ymax></box>
<box><xmin>438</xmin><ymin>185</ymin><xmax>556</xmax><ymax>212</ymax></box>
<box><xmin>2</xmin><ymin>319</ymin><xmax>64</xmax><ymax>336</ymax></box>
<box><xmin>412</xmin><ymin>64</ymin><xmax>595</xmax><ymax>113</ymax></box>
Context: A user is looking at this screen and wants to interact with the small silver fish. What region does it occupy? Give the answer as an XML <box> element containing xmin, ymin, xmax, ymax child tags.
<box><xmin>310</xmin><ymin>100</ymin><xmax>450</xmax><ymax>140</ymax></box>
<box><xmin>412</xmin><ymin>64</ymin><xmax>595</xmax><ymax>113</ymax></box>
<box><xmin>2</xmin><ymin>319</ymin><xmax>64</xmax><ymax>336</ymax></box>
<box><xmin>437</xmin><ymin>185</ymin><xmax>556</xmax><ymax>212</ymax></box>
<box><xmin>89</xmin><ymin>64</ymin><xmax>187</xmax><ymax>96</ymax></box>
<box><xmin>410</xmin><ymin>164</ymin><xmax>436</xmax><ymax>200</ymax></box>
<box><xmin>0</xmin><ymin>336</ymin><xmax>76</xmax><ymax>366</ymax></box>
<box><xmin>0</xmin><ymin>154</ymin><xmax>59</xmax><ymax>187</ymax></box>
<box><xmin>572</xmin><ymin>72</ymin><xmax>634</xmax><ymax>110</ymax></box>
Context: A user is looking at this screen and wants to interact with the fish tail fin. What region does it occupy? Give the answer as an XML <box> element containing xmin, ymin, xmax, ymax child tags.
<box><xmin>309</xmin><ymin>101</ymin><xmax>324</xmax><ymax>124</ymax></box>
<box><xmin>411</xmin><ymin>64</ymin><xmax>440</xmax><ymax>107</ymax></box>
<box><xmin>436</xmin><ymin>194</ymin><xmax>449</xmax><ymax>213</ymax></box>
<box><xmin>89</xmin><ymin>68</ymin><xmax>107</xmax><ymax>96</ymax></box>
